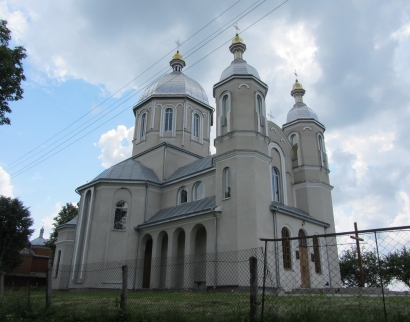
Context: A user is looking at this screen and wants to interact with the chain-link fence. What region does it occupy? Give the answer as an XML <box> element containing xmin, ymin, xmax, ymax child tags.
<box><xmin>1</xmin><ymin>226</ymin><xmax>409</xmax><ymax>321</ymax></box>
<box><xmin>260</xmin><ymin>225</ymin><xmax>410</xmax><ymax>321</ymax></box>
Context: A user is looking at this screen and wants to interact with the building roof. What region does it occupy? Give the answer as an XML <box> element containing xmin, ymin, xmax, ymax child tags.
<box><xmin>167</xmin><ymin>156</ymin><xmax>214</xmax><ymax>181</ymax></box>
<box><xmin>30</xmin><ymin>226</ymin><xmax>48</xmax><ymax>246</ymax></box>
<box><xmin>271</xmin><ymin>202</ymin><xmax>330</xmax><ymax>228</ymax></box>
<box><xmin>286</xmin><ymin>102</ymin><xmax>319</xmax><ymax>123</ymax></box>
<box><xmin>220</xmin><ymin>59</ymin><xmax>260</xmax><ymax>82</ymax></box>
<box><xmin>90</xmin><ymin>158</ymin><xmax>160</xmax><ymax>184</ymax></box>
<box><xmin>138</xmin><ymin>196</ymin><xmax>216</xmax><ymax>228</ymax></box>
<box><xmin>56</xmin><ymin>215</ymin><xmax>78</xmax><ymax>230</ymax></box>
<box><xmin>139</xmin><ymin>71</ymin><xmax>209</xmax><ymax>105</ymax></box>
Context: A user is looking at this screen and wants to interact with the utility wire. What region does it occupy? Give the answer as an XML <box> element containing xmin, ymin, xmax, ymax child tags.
<box><xmin>3</xmin><ymin>0</ymin><xmax>264</xmax><ymax>173</ymax></box>
<box><xmin>1</xmin><ymin>0</ymin><xmax>290</xmax><ymax>184</ymax></box>
<box><xmin>2</xmin><ymin>0</ymin><xmax>244</xmax><ymax>170</ymax></box>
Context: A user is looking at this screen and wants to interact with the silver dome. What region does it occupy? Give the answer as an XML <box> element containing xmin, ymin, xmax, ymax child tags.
<box><xmin>286</xmin><ymin>102</ymin><xmax>319</xmax><ymax>123</ymax></box>
<box><xmin>139</xmin><ymin>71</ymin><xmax>209</xmax><ymax>105</ymax></box>
<box><xmin>220</xmin><ymin>59</ymin><xmax>260</xmax><ymax>81</ymax></box>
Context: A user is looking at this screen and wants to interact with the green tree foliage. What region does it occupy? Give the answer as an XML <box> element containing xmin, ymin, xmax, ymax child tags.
<box><xmin>385</xmin><ymin>247</ymin><xmax>410</xmax><ymax>289</ymax></box>
<box><xmin>0</xmin><ymin>195</ymin><xmax>34</xmax><ymax>272</ymax></box>
<box><xmin>45</xmin><ymin>203</ymin><xmax>78</xmax><ymax>262</ymax></box>
<box><xmin>0</xmin><ymin>20</ymin><xmax>27</xmax><ymax>125</ymax></box>
<box><xmin>339</xmin><ymin>246</ymin><xmax>393</xmax><ymax>287</ymax></box>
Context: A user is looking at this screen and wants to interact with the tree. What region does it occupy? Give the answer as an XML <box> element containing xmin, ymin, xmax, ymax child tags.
<box><xmin>339</xmin><ymin>246</ymin><xmax>393</xmax><ymax>287</ymax></box>
<box><xmin>45</xmin><ymin>203</ymin><xmax>78</xmax><ymax>263</ymax></box>
<box><xmin>385</xmin><ymin>247</ymin><xmax>410</xmax><ymax>289</ymax></box>
<box><xmin>0</xmin><ymin>20</ymin><xmax>27</xmax><ymax>125</ymax></box>
<box><xmin>0</xmin><ymin>196</ymin><xmax>34</xmax><ymax>272</ymax></box>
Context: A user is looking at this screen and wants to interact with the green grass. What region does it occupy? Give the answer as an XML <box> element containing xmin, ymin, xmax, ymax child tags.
<box><xmin>1</xmin><ymin>289</ymin><xmax>410</xmax><ymax>321</ymax></box>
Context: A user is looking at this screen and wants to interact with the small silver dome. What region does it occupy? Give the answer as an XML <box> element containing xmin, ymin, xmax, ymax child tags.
<box><xmin>139</xmin><ymin>71</ymin><xmax>209</xmax><ymax>105</ymax></box>
<box><xmin>286</xmin><ymin>102</ymin><xmax>319</xmax><ymax>123</ymax></box>
<box><xmin>220</xmin><ymin>59</ymin><xmax>260</xmax><ymax>81</ymax></box>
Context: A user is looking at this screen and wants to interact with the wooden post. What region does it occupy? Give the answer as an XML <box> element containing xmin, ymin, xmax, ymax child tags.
<box><xmin>120</xmin><ymin>265</ymin><xmax>128</xmax><ymax>312</ymax></box>
<box><xmin>249</xmin><ymin>256</ymin><xmax>258</xmax><ymax>322</ymax></box>
<box><xmin>46</xmin><ymin>266</ymin><xmax>52</xmax><ymax>309</ymax></box>
<box><xmin>354</xmin><ymin>222</ymin><xmax>365</xmax><ymax>287</ymax></box>
<box><xmin>0</xmin><ymin>271</ymin><xmax>4</xmax><ymax>302</ymax></box>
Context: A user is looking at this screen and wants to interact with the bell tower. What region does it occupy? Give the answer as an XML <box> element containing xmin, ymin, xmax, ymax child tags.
<box><xmin>283</xmin><ymin>79</ymin><xmax>336</xmax><ymax>233</ymax></box>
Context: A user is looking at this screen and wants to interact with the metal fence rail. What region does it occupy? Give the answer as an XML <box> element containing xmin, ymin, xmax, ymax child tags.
<box><xmin>1</xmin><ymin>226</ymin><xmax>409</xmax><ymax>321</ymax></box>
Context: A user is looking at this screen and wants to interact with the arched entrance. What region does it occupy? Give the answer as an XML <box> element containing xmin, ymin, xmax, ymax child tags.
<box><xmin>142</xmin><ymin>239</ymin><xmax>153</xmax><ymax>288</ymax></box>
<box><xmin>175</xmin><ymin>229</ymin><xmax>185</xmax><ymax>288</ymax></box>
<box><xmin>298</xmin><ymin>229</ymin><xmax>310</xmax><ymax>288</ymax></box>
<box><xmin>159</xmin><ymin>233</ymin><xmax>168</xmax><ymax>288</ymax></box>
<box><xmin>194</xmin><ymin>225</ymin><xmax>207</xmax><ymax>283</ymax></box>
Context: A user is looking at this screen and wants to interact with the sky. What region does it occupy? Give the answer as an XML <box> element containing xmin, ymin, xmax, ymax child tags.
<box><xmin>0</xmin><ymin>0</ymin><xmax>409</xmax><ymax>241</ymax></box>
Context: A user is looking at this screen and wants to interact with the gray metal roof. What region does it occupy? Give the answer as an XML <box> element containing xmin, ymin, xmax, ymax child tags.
<box><xmin>286</xmin><ymin>102</ymin><xmax>319</xmax><ymax>123</ymax></box>
<box><xmin>56</xmin><ymin>216</ymin><xmax>78</xmax><ymax>230</ymax></box>
<box><xmin>220</xmin><ymin>59</ymin><xmax>260</xmax><ymax>81</ymax></box>
<box><xmin>139</xmin><ymin>71</ymin><xmax>209</xmax><ymax>105</ymax></box>
<box><xmin>91</xmin><ymin>158</ymin><xmax>160</xmax><ymax>184</ymax></box>
<box><xmin>139</xmin><ymin>196</ymin><xmax>216</xmax><ymax>227</ymax></box>
<box><xmin>31</xmin><ymin>236</ymin><xmax>47</xmax><ymax>246</ymax></box>
<box><xmin>271</xmin><ymin>202</ymin><xmax>330</xmax><ymax>228</ymax></box>
<box><xmin>166</xmin><ymin>156</ymin><xmax>214</xmax><ymax>181</ymax></box>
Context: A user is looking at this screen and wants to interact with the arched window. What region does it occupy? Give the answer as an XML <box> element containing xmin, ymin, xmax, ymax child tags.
<box><xmin>113</xmin><ymin>200</ymin><xmax>128</xmax><ymax>230</ymax></box>
<box><xmin>223</xmin><ymin>167</ymin><xmax>231</xmax><ymax>199</ymax></box>
<box><xmin>178</xmin><ymin>187</ymin><xmax>188</xmax><ymax>205</ymax></box>
<box><xmin>193</xmin><ymin>113</ymin><xmax>200</xmax><ymax>138</ymax></box>
<box><xmin>318</xmin><ymin>134</ymin><xmax>327</xmax><ymax>167</ymax></box>
<box><xmin>313</xmin><ymin>236</ymin><xmax>322</xmax><ymax>274</ymax></box>
<box><xmin>164</xmin><ymin>108</ymin><xmax>173</xmax><ymax>131</ymax></box>
<box><xmin>271</xmin><ymin>167</ymin><xmax>280</xmax><ymax>202</ymax></box>
<box><xmin>257</xmin><ymin>95</ymin><xmax>264</xmax><ymax>127</ymax></box>
<box><xmin>54</xmin><ymin>250</ymin><xmax>62</xmax><ymax>277</ymax></box>
<box><xmin>140</xmin><ymin>113</ymin><xmax>147</xmax><ymax>139</ymax></box>
<box><xmin>281</xmin><ymin>227</ymin><xmax>292</xmax><ymax>269</ymax></box>
<box><xmin>193</xmin><ymin>182</ymin><xmax>204</xmax><ymax>201</ymax></box>
<box><xmin>291</xmin><ymin>134</ymin><xmax>298</xmax><ymax>160</ymax></box>
<box><xmin>222</xmin><ymin>95</ymin><xmax>228</xmax><ymax>126</ymax></box>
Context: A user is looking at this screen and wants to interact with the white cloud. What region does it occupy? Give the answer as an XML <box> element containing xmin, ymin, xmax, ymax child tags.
<box><xmin>0</xmin><ymin>166</ymin><xmax>13</xmax><ymax>197</ymax></box>
<box><xmin>39</xmin><ymin>201</ymin><xmax>61</xmax><ymax>239</ymax></box>
<box><xmin>96</xmin><ymin>125</ymin><xmax>134</xmax><ymax>168</ymax></box>
<box><xmin>390</xmin><ymin>191</ymin><xmax>410</xmax><ymax>227</ymax></box>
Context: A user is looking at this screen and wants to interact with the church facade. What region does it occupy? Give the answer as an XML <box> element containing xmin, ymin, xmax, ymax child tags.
<box><xmin>53</xmin><ymin>34</ymin><xmax>341</xmax><ymax>290</ymax></box>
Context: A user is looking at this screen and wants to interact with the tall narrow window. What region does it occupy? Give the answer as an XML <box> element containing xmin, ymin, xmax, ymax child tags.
<box><xmin>193</xmin><ymin>114</ymin><xmax>200</xmax><ymax>138</ymax></box>
<box><xmin>223</xmin><ymin>167</ymin><xmax>231</xmax><ymax>199</ymax></box>
<box><xmin>291</xmin><ymin>134</ymin><xmax>298</xmax><ymax>160</ymax></box>
<box><xmin>54</xmin><ymin>250</ymin><xmax>62</xmax><ymax>277</ymax></box>
<box><xmin>140</xmin><ymin>113</ymin><xmax>147</xmax><ymax>138</ymax></box>
<box><xmin>113</xmin><ymin>200</ymin><xmax>128</xmax><ymax>230</ymax></box>
<box><xmin>164</xmin><ymin>108</ymin><xmax>173</xmax><ymax>131</ymax></box>
<box><xmin>313</xmin><ymin>237</ymin><xmax>322</xmax><ymax>274</ymax></box>
<box><xmin>281</xmin><ymin>228</ymin><xmax>292</xmax><ymax>269</ymax></box>
<box><xmin>178</xmin><ymin>187</ymin><xmax>188</xmax><ymax>205</ymax></box>
<box><xmin>318</xmin><ymin>134</ymin><xmax>327</xmax><ymax>167</ymax></box>
<box><xmin>257</xmin><ymin>96</ymin><xmax>264</xmax><ymax>127</ymax></box>
<box><xmin>222</xmin><ymin>95</ymin><xmax>228</xmax><ymax>126</ymax></box>
<box><xmin>272</xmin><ymin>167</ymin><xmax>280</xmax><ymax>202</ymax></box>
<box><xmin>193</xmin><ymin>182</ymin><xmax>204</xmax><ymax>201</ymax></box>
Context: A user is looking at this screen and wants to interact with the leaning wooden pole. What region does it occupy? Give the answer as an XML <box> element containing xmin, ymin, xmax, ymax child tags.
<box><xmin>354</xmin><ymin>222</ymin><xmax>365</xmax><ymax>287</ymax></box>
<box><xmin>120</xmin><ymin>265</ymin><xmax>128</xmax><ymax>312</ymax></box>
<box><xmin>249</xmin><ymin>256</ymin><xmax>258</xmax><ymax>322</ymax></box>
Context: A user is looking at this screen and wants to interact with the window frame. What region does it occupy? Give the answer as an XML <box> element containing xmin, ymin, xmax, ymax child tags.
<box><xmin>140</xmin><ymin>112</ymin><xmax>147</xmax><ymax>140</ymax></box>
<box><xmin>164</xmin><ymin>107</ymin><xmax>173</xmax><ymax>132</ymax></box>
<box><xmin>177</xmin><ymin>187</ymin><xmax>188</xmax><ymax>205</ymax></box>
<box><xmin>113</xmin><ymin>200</ymin><xmax>128</xmax><ymax>231</ymax></box>
<box><xmin>281</xmin><ymin>227</ymin><xmax>292</xmax><ymax>270</ymax></box>
<box><xmin>223</xmin><ymin>167</ymin><xmax>231</xmax><ymax>200</ymax></box>
<box><xmin>192</xmin><ymin>181</ymin><xmax>204</xmax><ymax>201</ymax></box>
<box><xmin>271</xmin><ymin>166</ymin><xmax>280</xmax><ymax>202</ymax></box>
<box><xmin>313</xmin><ymin>236</ymin><xmax>322</xmax><ymax>274</ymax></box>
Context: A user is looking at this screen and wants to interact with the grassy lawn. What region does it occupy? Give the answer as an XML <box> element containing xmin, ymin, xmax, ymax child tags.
<box><xmin>1</xmin><ymin>289</ymin><xmax>410</xmax><ymax>321</ymax></box>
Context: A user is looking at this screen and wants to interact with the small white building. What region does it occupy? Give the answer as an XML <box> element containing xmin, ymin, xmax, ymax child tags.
<box><xmin>53</xmin><ymin>34</ymin><xmax>341</xmax><ymax>290</ymax></box>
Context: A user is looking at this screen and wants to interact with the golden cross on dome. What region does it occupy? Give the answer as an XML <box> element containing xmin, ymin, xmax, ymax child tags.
<box><xmin>268</xmin><ymin>111</ymin><xmax>274</xmax><ymax>120</ymax></box>
<box><xmin>175</xmin><ymin>40</ymin><xmax>181</xmax><ymax>50</ymax></box>
<box><xmin>294</xmin><ymin>70</ymin><xmax>299</xmax><ymax>79</ymax></box>
<box><xmin>233</xmin><ymin>22</ymin><xmax>240</xmax><ymax>31</ymax></box>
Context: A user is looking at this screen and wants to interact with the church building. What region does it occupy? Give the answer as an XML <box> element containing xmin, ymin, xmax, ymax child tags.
<box><xmin>53</xmin><ymin>34</ymin><xmax>341</xmax><ymax>290</ymax></box>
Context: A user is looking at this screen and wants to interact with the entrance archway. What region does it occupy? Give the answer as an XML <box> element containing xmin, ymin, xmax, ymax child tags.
<box><xmin>142</xmin><ymin>239</ymin><xmax>153</xmax><ymax>288</ymax></box>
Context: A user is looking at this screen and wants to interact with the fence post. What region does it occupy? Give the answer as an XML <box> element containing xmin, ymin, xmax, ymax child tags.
<box><xmin>249</xmin><ymin>256</ymin><xmax>258</xmax><ymax>322</ymax></box>
<box><xmin>120</xmin><ymin>265</ymin><xmax>128</xmax><ymax>312</ymax></box>
<box><xmin>0</xmin><ymin>271</ymin><xmax>4</xmax><ymax>302</ymax></box>
<box><xmin>261</xmin><ymin>240</ymin><xmax>268</xmax><ymax>321</ymax></box>
<box><xmin>46</xmin><ymin>266</ymin><xmax>52</xmax><ymax>309</ymax></box>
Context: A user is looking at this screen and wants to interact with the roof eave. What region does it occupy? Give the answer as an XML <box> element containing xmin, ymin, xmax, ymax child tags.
<box><xmin>133</xmin><ymin>94</ymin><xmax>214</xmax><ymax>113</ymax></box>
<box><xmin>213</xmin><ymin>74</ymin><xmax>268</xmax><ymax>97</ymax></box>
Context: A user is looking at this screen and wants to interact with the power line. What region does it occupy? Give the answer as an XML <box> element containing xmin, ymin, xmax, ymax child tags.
<box><xmin>2</xmin><ymin>0</ymin><xmax>244</xmax><ymax>171</ymax></box>
<box><xmin>1</xmin><ymin>0</ymin><xmax>290</xmax><ymax>184</ymax></box>
<box><xmin>3</xmin><ymin>0</ymin><xmax>264</xmax><ymax>174</ymax></box>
